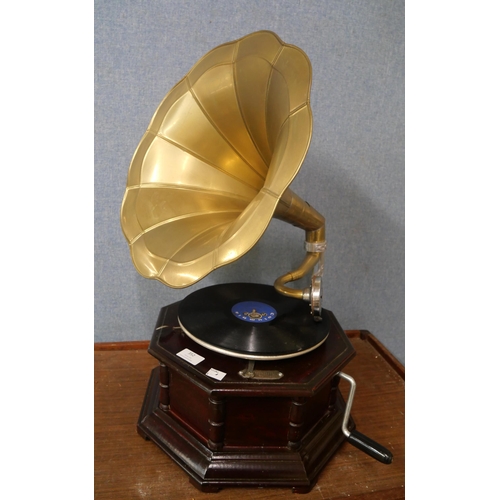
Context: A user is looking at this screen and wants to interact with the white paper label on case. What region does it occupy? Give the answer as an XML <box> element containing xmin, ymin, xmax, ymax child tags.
<box><xmin>176</xmin><ymin>348</ymin><xmax>205</xmax><ymax>365</ymax></box>
<box><xmin>206</xmin><ymin>368</ymin><xmax>226</xmax><ymax>381</ymax></box>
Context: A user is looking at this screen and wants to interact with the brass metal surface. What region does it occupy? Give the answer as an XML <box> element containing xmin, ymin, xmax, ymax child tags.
<box><xmin>121</xmin><ymin>31</ymin><xmax>325</xmax><ymax>296</ymax></box>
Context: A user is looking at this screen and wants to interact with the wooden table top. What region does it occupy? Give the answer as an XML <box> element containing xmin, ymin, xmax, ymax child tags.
<box><xmin>95</xmin><ymin>331</ymin><xmax>404</xmax><ymax>499</ymax></box>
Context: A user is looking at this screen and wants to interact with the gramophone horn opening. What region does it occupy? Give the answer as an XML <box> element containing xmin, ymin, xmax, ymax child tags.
<box><xmin>120</xmin><ymin>31</ymin><xmax>326</xmax><ymax>316</ymax></box>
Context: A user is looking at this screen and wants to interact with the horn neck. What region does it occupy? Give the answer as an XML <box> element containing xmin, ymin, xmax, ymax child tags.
<box><xmin>273</xmin><ymin>188</ymin><xmax>325</xmax><ymax>301</ymax></box>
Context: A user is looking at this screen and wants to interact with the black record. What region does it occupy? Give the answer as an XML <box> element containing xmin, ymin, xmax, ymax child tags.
<box><xmin>177</xmin><ymin>283</ymin><xmax>330</xmax><ymax>360</ymax></box>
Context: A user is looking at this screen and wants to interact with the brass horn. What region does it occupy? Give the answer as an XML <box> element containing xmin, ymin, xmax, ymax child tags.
<box><xmin>121</xmin><ymin>31</ymin><xmax>326</xmax><ymax>317</ymax></box>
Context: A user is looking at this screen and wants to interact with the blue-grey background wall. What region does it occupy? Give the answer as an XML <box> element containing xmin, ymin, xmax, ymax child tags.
<box><xmin>95</xmin><ymin>0</ymin><xmax>404</xmax><ymax>363</ymax></box>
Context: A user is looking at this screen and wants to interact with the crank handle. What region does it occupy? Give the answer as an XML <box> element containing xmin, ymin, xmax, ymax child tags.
<box><xmin>337</xmin><ymin>372</ymin><xmax>393</xmax><ymax>464</ymax></box>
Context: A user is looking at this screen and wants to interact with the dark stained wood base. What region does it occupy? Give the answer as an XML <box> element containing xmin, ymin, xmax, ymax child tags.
<box><xmin>138</xmin><ymin>366</ymin><xmax>355</xmax><ymax>493</ymax></box>
<box><xmin>137</xmin><ymin>301</ymin><xmax>357</xmax><ymax>493</ymax></box>
<box><xmin>95</xmin><ymin>333</ymin><xmax>405</xmax><ymax>499</ymax></box>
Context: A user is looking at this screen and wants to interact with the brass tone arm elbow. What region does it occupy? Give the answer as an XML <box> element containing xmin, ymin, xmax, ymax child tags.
<box><xmin>274</xmin><ymin>252</ymin><xmax>322</xmax><ymax>300</ymax></box>
<box><xmin>273</xmin><ymin>189</ymin><xmax>326</xmax><ymax>316</ymax></box>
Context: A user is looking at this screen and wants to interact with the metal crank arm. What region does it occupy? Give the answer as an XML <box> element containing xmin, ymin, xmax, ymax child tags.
<box><xmin>338</xmin><ymin>371</ymin><xmax>393</xmax><ymax>464</ymax></box>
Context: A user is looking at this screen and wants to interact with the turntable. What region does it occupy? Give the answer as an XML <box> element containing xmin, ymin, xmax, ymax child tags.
<box><xmin>121</xmin><ymin>31</ymin><xmax>392</xmax><ymax>493</ymax></box>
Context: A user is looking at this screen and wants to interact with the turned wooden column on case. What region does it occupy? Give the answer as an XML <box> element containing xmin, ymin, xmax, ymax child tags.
<box><xmin>159</xmin><ymin>363</ymin><xmax>170</xmax><ymax>411</ymax></box>
<box><xmin>287</xmin><ymin>397</ymin><xmax>307</xmax><ymax>449</ymax></box>
<box><xmin>328</xmin><ymin>374</ymin><xmax>341</xmax><ymax>413</ymax></box>
<box><xmin>208</xmin><ymin>395</ymin><xmax>226</xmax><ymax>451</ymax></box>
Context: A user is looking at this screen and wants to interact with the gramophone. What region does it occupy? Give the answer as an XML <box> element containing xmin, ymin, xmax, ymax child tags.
<box><xmin>121</xmin><ymin>31</ymin><xmax>392</xmax><ymax>493</ymax></box>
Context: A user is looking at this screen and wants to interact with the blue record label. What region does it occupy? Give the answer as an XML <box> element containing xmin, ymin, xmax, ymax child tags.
<box><xmin>231</xmin><ymin>301</ymin><xmax>277</xmax><ymax>323</ymax></box>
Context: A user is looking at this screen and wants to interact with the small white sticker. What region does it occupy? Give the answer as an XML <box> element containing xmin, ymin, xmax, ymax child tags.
<box><xmin>206</xmin><ymin>368</ymin><xmax>226</xmax><ymax>381</ymax></box>
<box><xmin>176</xmin><ymin>348</ymin><xmax>205</xmax><ymax>366</ymax></box>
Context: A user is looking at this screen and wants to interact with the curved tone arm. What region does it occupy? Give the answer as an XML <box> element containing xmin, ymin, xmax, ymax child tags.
<box><xmin>273</xmin><ymin>189</ymin><xmax>326</xmax><ymax>305</ymax></box>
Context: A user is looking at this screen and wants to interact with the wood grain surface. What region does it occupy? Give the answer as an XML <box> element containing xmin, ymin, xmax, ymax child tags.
<box><xmin>95</xmin><ymin>331</ymin><xmax>404</xmax><ymax>499</ymax></box>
